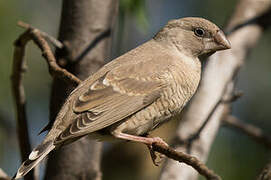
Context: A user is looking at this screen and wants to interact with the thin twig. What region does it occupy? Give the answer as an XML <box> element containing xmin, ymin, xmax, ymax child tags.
<box><xmin>153</xmin><ymin>143</ymin><xmax>221</xmax><ymax>180</ymax></box>
<box><xmin>183</xmin><ymin>97</ymin><xmax>222</xmax><ymax>153</ymax></box>
<box><xmin>11</xmin><ymin>23</ymin><xmax>82</xmax><ymax>180</ymax></box>
<box><xmin>11</xmin><ymin>29</ymin><xmax>37</xmax><ymax>180</ymax></box>
<box><xmin>15</xmin><ymin>21</ymin><xmax>81</xmax><ymax>85</ymax></box>
<box><xmin>223</xmin><ymin>115</ymin><xmax>271</xmax><ymax>149</ymax></box>
<box><xmin>17</xmin><ymin>21</ymin><xmax>64</xmax><ymax>49</ymax></box>
<box><xmin>29</xmin><ymin>29</ymin><xmax>81</xmax><ymax>86</ymax></box>
<box><xmin>221</xmin><ymin>90</ymin><xmax>243</xmax><ymax>103</ymax></box>
<box><xmin>180</xmin><ymin>87</ymin><xmax>242</xmax><ymax>153</ymax></box>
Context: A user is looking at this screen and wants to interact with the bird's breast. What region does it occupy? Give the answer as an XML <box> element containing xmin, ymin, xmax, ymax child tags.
<box><xmin>150</xmin><ymin>62</ymin><xmax>201</xmax><ymax>129</ymax></box>
<box><xmin>109</xmin><ymin>60</ymin><xmax>201</xmax><ymax>136</ymax></box>
<box><xmin>111</xmin><ymin>77</ymin><xmax>200</xmax><ymax>136</ymax></box>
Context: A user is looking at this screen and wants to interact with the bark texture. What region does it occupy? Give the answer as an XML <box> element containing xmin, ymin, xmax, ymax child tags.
<box><xmin>45</xmin><ymin>1</ymin><xmax>118</xmax><ymax>180</ymax></box>
<box><xmin>159</xmin><ymin>0</ymin><xmax>271</xmax><ymax>179</ymax></box>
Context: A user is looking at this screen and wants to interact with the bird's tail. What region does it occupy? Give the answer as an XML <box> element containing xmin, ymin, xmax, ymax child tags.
<box><xmin>13</xmin><ymin>140</ymin><xmax>55</xmax><ymax>179</ymax></box>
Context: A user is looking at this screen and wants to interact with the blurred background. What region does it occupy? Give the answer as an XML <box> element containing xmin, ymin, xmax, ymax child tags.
<box><xmin>0</xmin><ymin>0</ymin><xmax>271</xmax><ymax>179</ymax></box>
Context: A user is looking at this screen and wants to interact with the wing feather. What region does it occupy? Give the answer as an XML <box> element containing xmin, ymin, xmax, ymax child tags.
<box><xmin>55</xmin><ymin>61</ymin><xmax>169</xmax><ymax>144</ymax></box>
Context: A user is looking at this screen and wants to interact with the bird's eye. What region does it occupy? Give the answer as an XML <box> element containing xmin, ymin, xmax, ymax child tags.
<box><xmin>194</xmin><ymin>28</ymin><xmax>205</xmax><ymax>37</ymax></box>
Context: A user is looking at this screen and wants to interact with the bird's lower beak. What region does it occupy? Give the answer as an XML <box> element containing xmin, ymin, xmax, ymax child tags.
<box><xmin>214</xmin><ymin>30</ymin><xmax>231</xmax><ymax>50</ymax></box>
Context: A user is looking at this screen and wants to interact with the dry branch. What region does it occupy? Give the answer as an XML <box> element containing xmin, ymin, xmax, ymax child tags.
<box><xmin>18</xmin><ymin>21</ymin><xmax>64</xmax><ymax>49</ymax></box>
<box><xmin>12</xmin><ymin>22</ymin><xmax>82</xmax><ymax>180</ymax></box>
<box><xmin>223</xmin><ymin>115</ymin><xmax>271</xmax><ymax>149</ymax></box>
<box><xmin>12</xmin><ymin>29</ymin><xmax>33</xmax><ymax>180</ymax></box>
<box><xmin>153</xmin><ymin>143</ymin><xmax>221</xmax><ymax>180</ymax></box>
<box><xmin>160</xmin><ymin>0</ymin><xmax>271</xmax><ymax>179</ymax></box>
<box><xmin>14</xmin><ymin>23</ymin><xmax>81</xmax><ymax>86</ymax></box>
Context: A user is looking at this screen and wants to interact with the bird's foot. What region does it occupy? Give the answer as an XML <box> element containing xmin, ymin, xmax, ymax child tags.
<box><xmin>147</xmin><ymin>144</ymin><xmax>165</xmax><ymax>166</ymax></box>
<box><xmin>147</xmin><ymin>137</ymin><xmax>168</xmax><ymax>146</ymax></box>
<box><xmin>112</xmin><ymin>132</ymin><xmax>168</xmax><ymax>166</ymax></box>
<box><xmin>145</xmin><ymin>136</ymin><xmax>168</xmax><ymax>166</ymax></box>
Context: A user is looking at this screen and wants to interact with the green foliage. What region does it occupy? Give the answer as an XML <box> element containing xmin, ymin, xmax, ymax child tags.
<box><xmin>119</xmin><ymin>0</ymin><xmax>148</xmax><ymax>30</ymax></box>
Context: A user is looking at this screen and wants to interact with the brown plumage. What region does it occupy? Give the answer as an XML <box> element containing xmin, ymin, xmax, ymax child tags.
<box><xmin>13</xmin><ymin>17</ymin><xmax>230</xmax><ymax>179</ymax></box>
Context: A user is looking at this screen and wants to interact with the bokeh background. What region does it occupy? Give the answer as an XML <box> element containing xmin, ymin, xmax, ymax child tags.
<box><xmin>0</xmin><ymin>0</ymin><xmax>271</xmax><ymax>179</ymax></box>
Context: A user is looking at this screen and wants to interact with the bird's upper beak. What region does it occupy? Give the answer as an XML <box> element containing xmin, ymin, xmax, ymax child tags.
<box><xmin>214</xmin><ymin>30</ymin><xmax>231</xmax><ymax>50</ymax></box>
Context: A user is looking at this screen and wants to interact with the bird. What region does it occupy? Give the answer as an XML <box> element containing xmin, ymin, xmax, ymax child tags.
<box><xmin>13</xmin><ymin>17</ymin><xmax>230</xmax><ymax>179</ymax></box>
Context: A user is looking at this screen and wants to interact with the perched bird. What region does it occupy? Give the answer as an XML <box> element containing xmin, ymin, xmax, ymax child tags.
<box><xmin>14</xmin><ymin>17</ymin><xmax>230</xmax><ymax>179</ymax></box>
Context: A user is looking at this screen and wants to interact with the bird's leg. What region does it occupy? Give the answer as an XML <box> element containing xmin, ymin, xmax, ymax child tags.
<box><xmin>112</xmin><ymin>132</ymin><xmax>168</xmax><ymax>146</ymax></box>
<box><xmin>112</xmin><ymin>132</ymin><xmax>168</xmax><ymax>166</ymax></box>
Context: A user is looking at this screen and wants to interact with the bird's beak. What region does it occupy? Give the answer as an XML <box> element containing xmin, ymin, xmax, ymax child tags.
<box><xmin>214</xmin><ymin>30</ymin><xmax>231</xmax><ymax>50</ymax></box>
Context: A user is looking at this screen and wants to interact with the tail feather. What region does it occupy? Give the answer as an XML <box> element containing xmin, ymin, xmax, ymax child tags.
<box><xmin>13</xmin><ymin>140</ymin><xmax>55</xmax><ymax>179</ymax></box>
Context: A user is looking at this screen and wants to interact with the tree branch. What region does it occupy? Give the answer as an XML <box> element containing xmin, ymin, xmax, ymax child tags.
<box><xmin>12</xmin><ymin>21</ymin><xmax>82</xmax><ymax>180</ymax></box>
<box><xmin>17</xmin><ymin>21</ymin><xmax>64</xmax><ymax>49</ymax></box>
<box><xmin>153</xmin><ymin>143</ymin><xmax>221</xmax><ymax>180</ymax></box>
<box><xmin>14</xmin><ymin>23</ymin><xmax>81</xmax><ymax>86</ymax></box>
<box><xmin>223</xmin><ymin>115</ymin><xmax>271</xmax><ymax>149</ymax></box>
<box><xmin>12</xmin><ymin>29</ymin><xmax>32</xmax><ymax>178</ymax></box>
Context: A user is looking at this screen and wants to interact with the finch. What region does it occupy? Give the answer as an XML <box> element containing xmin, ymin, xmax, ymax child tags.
<box><xmin>14</xmin><ymin>17</ymin><xmax>230</xmax><ymax>179</ymax></box>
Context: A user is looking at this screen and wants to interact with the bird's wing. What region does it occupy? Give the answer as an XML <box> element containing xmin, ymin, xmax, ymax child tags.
<box><xmin>55</xmin><ymin>60</ymin><xmax>171</xmax><ymax>144</ymax></box>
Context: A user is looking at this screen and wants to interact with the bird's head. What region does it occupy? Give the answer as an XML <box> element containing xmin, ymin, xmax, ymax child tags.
<box><xmin>154</xmin><ymin>17</ymin><xmax>231</xmax><ymax>58</ymax></box>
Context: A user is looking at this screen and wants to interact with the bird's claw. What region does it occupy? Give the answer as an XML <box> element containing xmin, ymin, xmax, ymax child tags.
<box><xmin>146</xmin><ymin>137</ymin><xmax>168</xmax><ymax>166</ymax></box>
<box><xmin>148</xmin><ymin>145</ymin><xmax>165</xmax><ymax>166</ymax></box>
